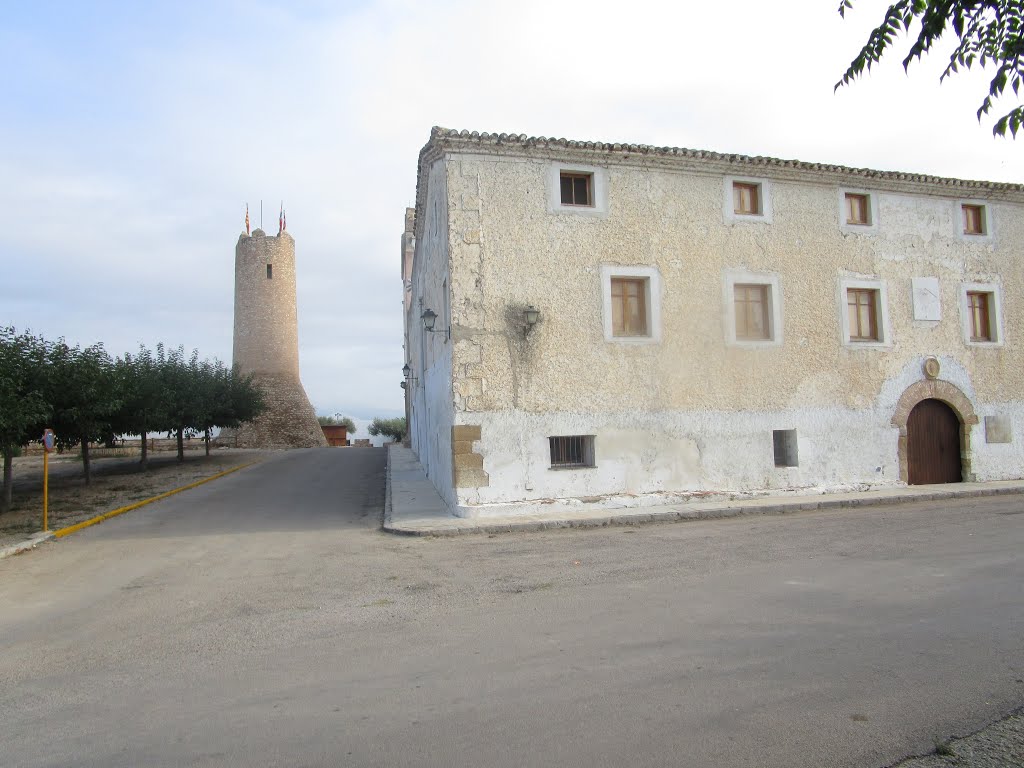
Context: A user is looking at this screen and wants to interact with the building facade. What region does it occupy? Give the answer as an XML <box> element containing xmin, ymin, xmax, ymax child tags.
<box><xmin>402</xmin><ymin>127</ymin><xmax>1024</xmax><ymax>517</ymax></box>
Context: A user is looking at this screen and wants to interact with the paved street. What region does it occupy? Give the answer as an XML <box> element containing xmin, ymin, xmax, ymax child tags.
<box><xmin>2</xmin><ymin>447</ymin><xmax>1023</xmax><ymax>768</ymax></box>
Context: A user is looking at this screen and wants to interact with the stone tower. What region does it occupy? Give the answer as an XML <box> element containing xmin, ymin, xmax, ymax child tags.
<box><xmin>222</xmin><ymin>227</ymin><xmax>327</xmax><ymax>448</ymax></box>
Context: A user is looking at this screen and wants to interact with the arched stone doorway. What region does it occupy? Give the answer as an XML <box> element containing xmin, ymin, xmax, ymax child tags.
<box><xmin>892</xmin><ymin>380</ymin><xmax>978</xmax><ymax>484</ymax></box>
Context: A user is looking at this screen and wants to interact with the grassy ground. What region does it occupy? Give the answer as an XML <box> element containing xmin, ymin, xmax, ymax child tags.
<box><xmin>0</xmin><ymin>448</ymin><xmax>268</xmax><ymax>548</ymax></box>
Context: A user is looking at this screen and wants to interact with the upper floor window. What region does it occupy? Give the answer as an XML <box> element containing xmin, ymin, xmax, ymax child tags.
<box><xmin>601</xmin><ymin>265</ymin><xmax>661</xmax><ymax>344</ymax></box>
<box><xmin>548</xmin><ymin>163</ymin><xmax>608</xmax><ymax>217</ymax></box>
<box><xmin>611</xmin><ymin>277</ymin><xmax>648</xmax><ymax>337</ymax></box>
<box><xmin>847</xmin><ymin>288</ymin><xmax>880</xmax><ymax>342</ymax></box>
<box><xmin>724</xmin><ymin>177</ymin><xmax>772</xmax><ymax>224</ymax></box>
<box><xmin>839</xmin><ymin>277</ymin><xmax>891</xmax><ymax>348</ymax></box>
<box><xmin>724</xmin><ymin>270</ymin><xmax>783</xmax><ymax>347</ymax></box>
<box><xmin>560</xmin><ymin>172</ymin><xmax>593</xmax><ymax>207</ymax></box>
<box><xmin>734</xmin><ymin>284</ymin><xmax>770</xmax><ymax>340</ymax></box>
<box><xmin>967</xmin><ymin>291</ymin><xmax>992</xmax><ymax>341</ymax></box>
<box><xmin>962</xmin><ymin>203</ymin><xmax>987</xmax><ymax>235</ymax></box>
<box><xmin>845</xmin><ymin>193</ymin><xmax>871</xmax><ymax>225</ymax></box>
<box><xmin>733</xmin><ymin>182</ymin><xmax>761</xmax><ymax>216</ymax></box>
<box><xmin>961</xmin><ymin>283</ymin><xmax>1003</xmax><ymax>346</ymax></box>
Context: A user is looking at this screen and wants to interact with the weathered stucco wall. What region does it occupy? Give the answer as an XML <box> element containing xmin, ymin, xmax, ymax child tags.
<box><xmin>407</xmin><ymin>159</ymin><xmax>456</xmax><ymax>505</ymax></box>
<box><xmin>424</xmin><ymin>136</ymin><xmax>1024</xmax><ymax>514</ymax></box>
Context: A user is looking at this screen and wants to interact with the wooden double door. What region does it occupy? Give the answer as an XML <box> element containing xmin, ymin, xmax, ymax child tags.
<box><xmin>907</xmin><ymin>398</ymin><xmax>962</xmax><ymax>485</ymax></box>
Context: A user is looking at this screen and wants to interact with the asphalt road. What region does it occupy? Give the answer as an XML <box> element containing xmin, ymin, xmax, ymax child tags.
<box><xmin>2</xmin><ymin>448</ymin><xmax>1023</xmax><ymax>768</ymax></box>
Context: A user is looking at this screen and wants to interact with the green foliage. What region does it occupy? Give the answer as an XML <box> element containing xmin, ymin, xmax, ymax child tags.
<box><xmin>0</xmin><ymin>327</ymin><xmax>50</xmax><ymax>511</ymax></box>
<box><xmin>0</xmin><ymin>326</ymin><xmax>267</xmax><ymax>499</ymax></box>
<box><xmin>368</xmin><ymin>416</ymin><xmax>406</xmax><ymax>442</ymax></box>
<box><xmin>45</xmin><ymin>339</ymin><xmax>120</xmax><ymax>482</ymax></box>
<box><xmin>317</xmin><ymin>414</ymin><xmax>356</xmax><ymax>433</ymax></box>
<box><xmin>837</xmin><ymin>0</ymin><xmax>1024</xmax><ymax>137</ymax></box>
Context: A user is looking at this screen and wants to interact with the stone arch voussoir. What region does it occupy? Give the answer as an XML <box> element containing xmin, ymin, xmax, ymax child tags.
<box><xmin>891</xmin><ymin>380</ymin><xmax>979</xmax><ymax>483</ymax></box>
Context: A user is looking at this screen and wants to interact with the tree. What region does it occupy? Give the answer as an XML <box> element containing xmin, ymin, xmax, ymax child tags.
<box><xmin>837</xmin><ymin>1</ymin><xmax>1024</xmax><ymax>137</ymax></box>
<box><xmin>45</xmin><ymin>340</ymin><xmax>119</xmax><ymax>484</ymax></box>
<box><xmin>112</xmin><ymin>346</ymin><xmax>164</xmax><ymax>469</ymax></box>
<box><xmin>0</xmin><ymin>328</ymin><xmax>50</xmax><ymax>511</ymax></box>
<box><xmin>317</xmin><ymin>414</ymin><xmax>356</xmax><ymax>433</ymax></box>
<box><xmin>368</xmin><ymin>416</ymin><xmax>406</xmax><ymax>442</ymax></box>
<box><xmin>195</xmin><ymin>361</ymin><xmax>265</xmax><ymax>456</ymax></box>
<box><xmin>156</xmin><ymin>345</ymin><xmax>201</xmax><ymax>463</ymax></box>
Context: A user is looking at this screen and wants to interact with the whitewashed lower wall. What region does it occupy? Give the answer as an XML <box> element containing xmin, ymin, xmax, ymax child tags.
<box><xmin>452</xmin><ymin>361</ymin><xmax>1024</xmax><ymax>517</ymax></box>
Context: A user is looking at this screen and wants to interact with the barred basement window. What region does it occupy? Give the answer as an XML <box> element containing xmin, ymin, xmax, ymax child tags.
<box><xmin>773</xmin><ymin>429</ymin><xmax>798</xmax><ymax>468</ymax></box>
<box><xmin>549</xmin><ymin>435</ymin><xmax>595</xmax><ymax>469</ymax></box>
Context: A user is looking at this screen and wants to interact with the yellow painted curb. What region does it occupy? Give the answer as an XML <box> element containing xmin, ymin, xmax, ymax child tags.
<box><xmin>52</xmin><ymin>460</ymin><xmax>261</xmax><ymax>539</ymax></box>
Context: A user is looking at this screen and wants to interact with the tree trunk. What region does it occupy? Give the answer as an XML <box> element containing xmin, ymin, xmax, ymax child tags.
<box><xmin>204</xmin><ymin>428</ymin><xmax>210</xmax><ymax>456</ymax></box>
<box><xmin>176</xmin><ymin>428</ymin><xmax>184</xmax><ymax>462</ymax></box>
<box><xmin>82</xmin><ymin>436</ymin><xmax>92</xmax><ymax>485</ymax></box>
<box><xmin>1</xmin><ymin>447</ymin><xmax>12</xmax><ymax>513</ymax></box>
<box><xmin>140</xmin><ymin>430</ymin><xmax>149</xmax><ymax>470</ymax></box>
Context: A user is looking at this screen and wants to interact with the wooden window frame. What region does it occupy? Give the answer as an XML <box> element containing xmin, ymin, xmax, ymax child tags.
<box><xmin>845</xmin><ymin>193</ymin><xmax>871</xmax><ymax>226</ymax></box>
<box><xmin>961</xmin><ymin>284</ymin><xmax>1002</xmax><ymax>345</ymax></box>
<box><xmin>548</xmin><ymin>435</ymin><xmax>596</xmax><ymax>470</ymax></box>
<box><xmin>559</xmin><ymin>172</ymin><xmax>593</xmax><ymax>207</ymax></box>
<box><xmin>734</xmin><ymin>283</ymin><xmax>770</xmax><ymax>341</ymax></box>
<box><xmin>602</xmin><ymin>265</ymin><xmax>661</xmax><ymax>344</ymax></box>
<box><xmin>966</xmin><ymin>291</ymin><xmax>992</xmax><ymax>342</ymax></box>
<box><xmin>733</xmin><ymin>182</ymin><xmax>761</xmax><ymax>216</ymax></box>
<box><xmin>847</xmin><ymin>288</ymin><xmax>880</xmax><ymax>342</ymax></box>
<box><xmin>962</xmin><ymin>203</ymin><xmax>986</xmax><ymax>236</ymax></box>
<box><xmin>610</xmin><ymin>277</ymin><xmax>649</xmax><ymax>338</ymax></box>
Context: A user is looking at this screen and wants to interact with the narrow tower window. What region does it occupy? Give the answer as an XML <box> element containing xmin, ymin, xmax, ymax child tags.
<box><xmin>267</xmin><ymin>264</ymin><xmax>273</xmax><ymax>279</ymax></box>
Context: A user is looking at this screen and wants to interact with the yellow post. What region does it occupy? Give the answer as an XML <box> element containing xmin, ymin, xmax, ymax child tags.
<box><xmin>42</xmin><ymin>450</ymin><xmax>49</xmax><ymax>532</ymax></box>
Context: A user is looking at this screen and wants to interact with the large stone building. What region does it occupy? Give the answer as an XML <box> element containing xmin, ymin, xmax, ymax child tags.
<box><xmin>401</xmin><ymin>127</ymin><xmax>1024</xmax><ymax>517</ymax></box>
<box><xmin>222</xmin><ymin>226</ymin><xmax>326</xmax><ymax>449</ymax></box>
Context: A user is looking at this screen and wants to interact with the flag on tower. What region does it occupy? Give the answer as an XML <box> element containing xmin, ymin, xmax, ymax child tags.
<box><xmin>278</xmin><ymin>202</ymin><xmax>284</xmax><ymax>234</ymax></box>
<box><xmin>282</xmin><ymin>208</ymin><xmax>286</xmax><ymax>232</ymax></box>
<box><xmin>245</xmin><ymin>204</ymin><xmax>250</xmax><ymax>235</ymax></box>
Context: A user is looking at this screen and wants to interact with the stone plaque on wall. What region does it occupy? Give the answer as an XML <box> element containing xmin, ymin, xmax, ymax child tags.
<box><xmin>985</xmin><ymin>415</ymin><xmax>1013</xmax><ymax>444</ymax></box>
<box><xmin>912</xmin><ymin>277</ymin><xmax>941</xmax><ymax>321</ymax></box>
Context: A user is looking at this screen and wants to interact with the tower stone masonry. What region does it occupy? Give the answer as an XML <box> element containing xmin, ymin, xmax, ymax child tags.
<box><xmin>221</xmin><ymin>227</ymin><xmax>327</xmax><ymax>448</ymax></box>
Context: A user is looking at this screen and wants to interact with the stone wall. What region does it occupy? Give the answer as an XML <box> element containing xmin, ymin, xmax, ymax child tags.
<box><xmin>229</xmin><ymin>228</ymin><xmax>326</xmax><ymax>449</ymax></box>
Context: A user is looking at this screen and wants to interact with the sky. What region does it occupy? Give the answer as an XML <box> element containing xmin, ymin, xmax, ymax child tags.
<box><xmin>2</xmin><ymin>0</ymin><xmax>1020</xmax><ymax>424</ymax></box>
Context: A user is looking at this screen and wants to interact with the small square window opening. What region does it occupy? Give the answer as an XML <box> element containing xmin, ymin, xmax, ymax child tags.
<box><xmin>549</xmin><ymin>435</ymin><xmax>595</xmax><ymax>469</ymax></box>
<box><xmin>845</xmin><ymin>193</ymin><xmax>871</xmax><ymax>226</ymax></box>
<box><xmin>967</xmin><ymin>291</ymin><xmax>994</xmax><ymax>341</ymax></box>
<box><xmin>963</xmin><ymin>204</ymin><xmax>986</xmax><ymax>235</ymax></box>
<box><xmin>266</xmin><ymin>264</ymin><xmax>273</xmax><ymax>279</ymax></box>
<box><xmin>847</xmin><ymin>288</ymin><xmax>880</xmax><ymax>342</ymax></box>
<box><xmin>611</xmin><ymin>277</ymin><xmax>648</xmax><ymax>337</ymax></box>
<box><xmin>773</xmin><ymin>429</ymin><xmax>798</xmax><ymax>467</ymax></box>
<box><xmin>560</xmin><ymin>172</ymin><xmax>593</xmax><ymax>207</ymax></box>
<box><xmin>734</xmin><ymin>284</ymin><xmax>770</xmax><ymax>340</ymax></box>
<box><xmin>733</xmin><ymin>182</ymin><xmax>761</xmax><ymax>216</ymax></box>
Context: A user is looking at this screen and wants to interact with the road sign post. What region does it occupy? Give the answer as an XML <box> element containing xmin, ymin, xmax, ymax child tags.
<box><xmin>42</xmin><ymin>429</ymin><xmax>55</xmax><ymax>532</ymax></box>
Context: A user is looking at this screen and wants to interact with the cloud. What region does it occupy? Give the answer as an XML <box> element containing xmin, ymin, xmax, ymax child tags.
<box><xmin>2</xmin><ymin>0</ymin><xmax>1019</xmax><ymax>421</ymax></box>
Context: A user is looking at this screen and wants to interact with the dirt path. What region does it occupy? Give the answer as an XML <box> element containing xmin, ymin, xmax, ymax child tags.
<box><xmin>0</xmin><ymin>448</ymin><xmax>270</xmax><ymax>547</ymax></box>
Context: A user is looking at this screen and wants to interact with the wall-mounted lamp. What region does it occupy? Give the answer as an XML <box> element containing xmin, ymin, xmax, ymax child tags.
<box><xmin>523</xmin><ymin>305</ymin><xmax>541</xmax><ymax>327</ymax></box>
<box><xmin>421</xmin><ymin>308</ymin><xmax>450</xmax><ymax>339</ymax></box>
<box><xmin>402</xmin><ymin>363</ymin><xmax>418</xmax><ymax>386</ymax></box>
